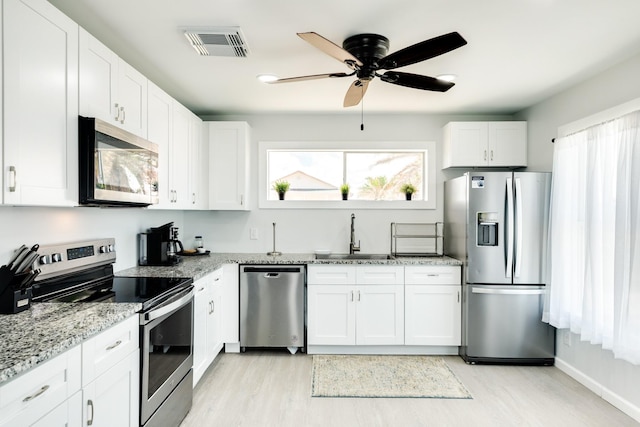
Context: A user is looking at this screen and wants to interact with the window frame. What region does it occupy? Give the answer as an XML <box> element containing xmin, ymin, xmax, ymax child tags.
<box><xmin>258</xmin><ymin>140</ymin><xmax>437</xmax><ymax>209</ymax></box>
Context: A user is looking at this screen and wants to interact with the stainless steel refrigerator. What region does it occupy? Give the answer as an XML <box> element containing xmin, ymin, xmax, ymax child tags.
<box><xmin>444</xmin><ymin>171</ymin><xmax>555</xmax><ymax>365</ymax></box>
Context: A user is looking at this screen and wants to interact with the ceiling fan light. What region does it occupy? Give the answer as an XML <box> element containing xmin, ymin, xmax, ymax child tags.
<box><xmin>257</xmin><ymin>74</ymin><xmax>278</xmax><ymax>83</ymax></box>
<box><xmin>436</xmin><ymin>74</ymin><xmax>457</xmax><ymax>82</ymax></box>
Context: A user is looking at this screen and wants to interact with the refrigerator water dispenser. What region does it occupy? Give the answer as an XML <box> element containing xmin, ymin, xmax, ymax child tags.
<box><xmin>477</xmin><ymin>212</ymin><xmax>498</xmax><ymax>246</ymax></box>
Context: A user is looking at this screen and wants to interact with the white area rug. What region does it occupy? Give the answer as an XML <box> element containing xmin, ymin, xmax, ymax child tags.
<box><xmin>311</xmin><ymin>355</ymin><xmax>472</xmax><ymax>399</ymax></box>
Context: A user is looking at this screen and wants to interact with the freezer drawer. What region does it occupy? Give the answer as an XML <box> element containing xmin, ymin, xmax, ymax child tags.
<box><xmin>240</xmin><ymin>265</ymin><xmax>305</xmax><ymax>349</ymax></box>
<box><xmin>463</xmin><ymin>284</ymin><xmax>555</xmax><ymax>364</ymax></box>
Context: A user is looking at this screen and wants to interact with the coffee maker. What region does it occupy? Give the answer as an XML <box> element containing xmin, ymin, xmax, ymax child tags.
<box><xmin>138</xmin><ymin>222</ymin><xmax>184</xmax><ymax>266</ymax></box>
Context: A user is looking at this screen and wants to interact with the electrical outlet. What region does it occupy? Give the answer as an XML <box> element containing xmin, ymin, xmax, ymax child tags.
<box><xmin>563</xmin><ymin>330</ymin><xmax>572</xmax><ymax>346</ymax></box>
<box><xmin>250</xmin><ymin>228</ymin><xmax>258</xmax><ymax>240</ymax></box>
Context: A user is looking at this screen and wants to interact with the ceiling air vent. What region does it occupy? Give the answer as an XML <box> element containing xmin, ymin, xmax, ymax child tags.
<box><xmin>183</xmin><ymin>27</ymin><xmax>249</xmax><ymax>57</ymax></box>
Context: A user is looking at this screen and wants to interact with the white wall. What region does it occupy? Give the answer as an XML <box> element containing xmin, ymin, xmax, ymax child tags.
<box><xmin>183</xmin><ymin>112</ymin><xmax>511</xmax><ymax>254</ymax></box>
<box><xmin>515</xmin><ymin>52</ymin><xmax>640</xmax><ymax>421</ymax></box>
<box><xmin>0</xmin><ymin>206</ymin><xmax>184</xmax><ymax>273</ymax></box>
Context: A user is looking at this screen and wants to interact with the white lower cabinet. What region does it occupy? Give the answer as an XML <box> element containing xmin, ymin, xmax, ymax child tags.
<box><xmin>307</xmin><ymin>265</ymin><xmax>404</xmax><ymax>346</ymax></box>
<box><xmin>221</xmin><ymin>264</ymin><xmax>240</xmax><ymax>352</ymax></box>
<box><xmin>0</xmin><ymin>346</ymin><xmax>81</xmax><ymax>427</ymax></box>
<box><xmin>308</xmin><ymin>264</ymin><xmax>462</xmax><ymax>353</ymax></box>
<box><xmin>81</xmin><ymin>351</ymin><xmax>139</xmax><ymax>427</ymax></box>
<box><xmin>404</xmin><ymin>266</ymin><xmax>462</xmax><ymax>346</ymax></box>
<box><xmin>193</xmin><ymin>268</ymin><xmax>224</xmax><ymax>386</ymax></box>
<box><xmin>81</xmin><ymin>316</ymin><xmax>139</xmax><ymax>427</ymax></box>
<box><xmin>0</xmin><ymin>316</ymin><xmax>140</xmax><ymax>427</ymax></box>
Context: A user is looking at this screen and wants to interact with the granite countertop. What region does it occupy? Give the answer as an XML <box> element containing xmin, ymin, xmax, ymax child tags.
<box><xmin>116</xmin><ymin>252</ymin><xmax>463</xmax><ymax>281</ymax></box>
<box><xmin>0</xmin><ymin>302</ymin><xmax>141</xmax><ymax>385</ymax></box>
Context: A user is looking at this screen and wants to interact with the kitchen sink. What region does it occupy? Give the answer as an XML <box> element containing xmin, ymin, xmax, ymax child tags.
<box><xmin>315</xmin><ymin>253</ymin><xmax>394</xmax><ymax>260</ymax></box>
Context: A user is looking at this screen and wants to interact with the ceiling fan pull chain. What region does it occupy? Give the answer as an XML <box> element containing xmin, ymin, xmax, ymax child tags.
<box><xmin>360</xmin><ymin>85</ymin><xmax>365</xmax><ymax>131</ymax></box>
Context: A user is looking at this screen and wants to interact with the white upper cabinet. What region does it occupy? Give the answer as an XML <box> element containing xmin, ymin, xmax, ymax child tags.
<box><xmin>208</xmin><ymin>122</ymin><xmax>250</xmax><ymax>210</ymax></box>
<box><xmin>2</xmin><ymin>0</ymin><xmax>79</xmax><ymax>206</ymax></box>
<box><xmin>442</xmin><ymin>121</ymin><xmax>527</xmax><ymax>168</ymax></box>
<box><xmin>79</xmin><ymin>28</ymin><xmax>148</xmax><ymax>138</ymax></box>
<box><xmin>189</xmin><ymin>112</ymin><xmax>207</xmax><ymax>209</ymax></box>
<box><xmin>147</xmin><ymin>82</ymin><xmax>173</xmax><ymax>209</ymax></box>
<box><xmin>170</xmin><ymin>102</ymin><xmax>192</xmax><ymax>208</ymax></box>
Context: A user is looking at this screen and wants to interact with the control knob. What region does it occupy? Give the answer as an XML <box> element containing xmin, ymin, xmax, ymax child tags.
<box><xmin>39</xmin><ymin>255</ymin><xmax>51</xmax><ymax>265</ymax></box>
<box><xmin>99</xmin><ymin>246</ymin><xmax>107</xmax><ymax>254</ymax></box>
<box><xmin>51</xmin><ymin>253</ymin><xmax>62</xmax><ymax>263</ymax></box>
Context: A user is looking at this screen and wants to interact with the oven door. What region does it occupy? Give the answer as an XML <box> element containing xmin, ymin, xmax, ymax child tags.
<box><xmin>140</xmin><ymin>287</ymin><xmax>193</xmax><ymax>426</ymax></box>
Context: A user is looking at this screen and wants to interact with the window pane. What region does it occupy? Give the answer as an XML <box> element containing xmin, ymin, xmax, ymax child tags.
<box><xmin>268</xmin><ymin>151</ymin><xmax>343</xmax><ymax>200</ymax></box>
<box><xmin>267</xmin><ymin>149</ymin><xmax>425</xmax><ymax>201</ymax></box>
<box><xmin>345</xmin><ymin>152</ymin><xmax>423</xmax><ymax>200</ymax></box>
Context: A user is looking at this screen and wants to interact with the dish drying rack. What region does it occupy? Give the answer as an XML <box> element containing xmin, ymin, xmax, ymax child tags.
<box><xmin>390</xmin><ymin>222</ymin><xmax>444</xmax><ymax>257</ymax></box>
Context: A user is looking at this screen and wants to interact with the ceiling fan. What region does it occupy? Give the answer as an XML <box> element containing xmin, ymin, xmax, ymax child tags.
<box><xmin>268</xmin><ymin>31</ymin><xmax>467</xmax><ymax>107</ymax></box>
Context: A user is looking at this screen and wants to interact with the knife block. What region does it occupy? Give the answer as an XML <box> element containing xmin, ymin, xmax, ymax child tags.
<box><xmin>0</xmin><ymin>265</ymin><xmax>33</xmax><ymax>314</ymax></box>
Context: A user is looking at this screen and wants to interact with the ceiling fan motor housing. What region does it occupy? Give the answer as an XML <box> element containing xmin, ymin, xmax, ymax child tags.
<box><xmin>343</xmin><ymin>34</ymin><xmax>389</xmax><ymax>80</ymax></box>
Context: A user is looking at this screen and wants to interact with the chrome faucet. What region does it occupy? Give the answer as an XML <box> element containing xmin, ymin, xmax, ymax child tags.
<box><xmin>349</xmin><ymin>213</ymin><xmax>361</xmax><ymax>254</ymax></box>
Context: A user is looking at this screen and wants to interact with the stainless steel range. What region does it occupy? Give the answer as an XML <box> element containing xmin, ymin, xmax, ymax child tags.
<box><xmin>31</xmin><ymin>238</ymin><xmax>194</xmax><ymax>427</ymax></box>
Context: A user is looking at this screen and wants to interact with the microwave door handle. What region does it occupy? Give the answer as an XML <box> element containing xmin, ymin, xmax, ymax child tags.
<box><xmin>505</xmin><ymin>178</ymin><xmax>514</xmax><ymax>278</ymax></box>
<box><xmin>514</xmin><ymin>177</ymin><xmax>523</xmax><ymax>278</ymax></box>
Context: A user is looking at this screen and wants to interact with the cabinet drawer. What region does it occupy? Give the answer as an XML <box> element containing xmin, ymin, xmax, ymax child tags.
<box><xmin>356</xmin><ymin>266</ymin><xmax>404</xmax><ymax>285</ymax></box>
<box><xmin>0</xmin><ymin>345</ymin><xmax>81</xmax><ymax>426</ymax></box>
<box><xmin>82</xmin><ymin>316</ymin><xmax>139</xmax><ymax>386</ymax></box>
<box><xmin>308</xmin><ymin>265</ymin><xmax>356</xmax><ymax>285</ymax></box>
<box><xmin>405</xmin><ymin>266</ymin><xmax>461</xmax><ymax>285</ymax></box>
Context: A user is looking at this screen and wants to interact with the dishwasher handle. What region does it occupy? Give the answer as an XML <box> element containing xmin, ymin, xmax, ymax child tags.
<box><xmin>242</xmin><ymin>266</ymin><xmax>303</xmax><ymax>274</ymax></box>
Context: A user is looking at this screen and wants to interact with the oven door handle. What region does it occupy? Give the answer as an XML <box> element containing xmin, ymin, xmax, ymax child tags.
<box><xmin>141</xmin><ymin>288</ymin><xmax>193</xmax><ymax>324</ymax></box>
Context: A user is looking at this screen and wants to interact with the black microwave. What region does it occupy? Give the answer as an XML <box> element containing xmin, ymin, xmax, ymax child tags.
<box><xmin>79</xmin><ymin>116</ymin><xmax>159</xmax><ymax>207</ymax></box>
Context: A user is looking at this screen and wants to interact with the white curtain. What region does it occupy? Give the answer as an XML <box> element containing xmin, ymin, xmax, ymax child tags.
<box><xmin>546</xmin><ymin>110</ymin><xmax>640</xmax><ymax>365</ymax></box>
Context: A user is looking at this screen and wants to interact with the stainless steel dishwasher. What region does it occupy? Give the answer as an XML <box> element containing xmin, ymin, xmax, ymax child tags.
<box><xmin>240</xmin><ymin>265</ymin><xmax>305</xmax><ymax>353</ymax></box>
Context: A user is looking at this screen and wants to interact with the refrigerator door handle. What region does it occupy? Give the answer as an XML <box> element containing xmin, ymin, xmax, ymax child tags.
<box><xmin>514</xmin><ymin>177</ymin><xmax>523</xmax><ymax>278</ymax></box>
<box><xmin>471</xmin><ymin>287</ymin><xmax>545</xmax><ymax>295</ymax></box>
<box><xmin>505</xmin><ymin>178</ymin><xmax>514</xmax><ymax>278</ymax></box>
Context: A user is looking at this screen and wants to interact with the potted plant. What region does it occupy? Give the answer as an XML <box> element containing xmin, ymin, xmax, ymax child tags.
<box><xmin>340</xmin><ymin>183</ymin><xmax>350</xmax><ymax>200</ymax></box>
<box><xmin>401</xmin><ymin>183</ymin><xmax>416</xmax><ymax>200</ymax></box>
<box><xmin>272</xmin><ymin>180</ymin><xmax>290</xmax><ymax>200</ymax></box>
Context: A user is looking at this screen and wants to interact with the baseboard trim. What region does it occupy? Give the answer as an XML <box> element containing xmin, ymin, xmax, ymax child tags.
<box><xmin>555</xmin><ymin>357</ymin><xmax>640</xmax><ymax>423</ymax></box>
<box><xmin>307</xmin><ymin>345</ymin><xmax>459</xmax><ymax>355</ymax></box>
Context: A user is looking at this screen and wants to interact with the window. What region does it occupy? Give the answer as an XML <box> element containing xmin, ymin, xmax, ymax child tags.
<box><xmin>259</xmin><ymin>141</ymin><xmax>436</xmax><ymax>209</ymax></box>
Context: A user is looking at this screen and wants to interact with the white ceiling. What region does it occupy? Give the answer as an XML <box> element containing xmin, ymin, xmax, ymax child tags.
<box><xmin>49</xmin><ymin>0</ymin><xmax>640</xmax><ymax>116</ymax></box>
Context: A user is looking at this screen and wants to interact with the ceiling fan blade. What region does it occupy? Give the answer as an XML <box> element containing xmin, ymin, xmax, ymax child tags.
<box><xmin>267</xmin><ymin>72</ymin><xmax>352</xmax><ymax>84</ymax></box>
<box><xmin>298</xmin><ymin>32</ymin><xmax>363</xmax><ymax>68</ymax></box>
<box><xmin>380</xmin><ymin>71</ymin><xmax>455</xmax><ymax>92</ymax></box>
<box><xmin>379</xmin><ymin>32</ymin><xmax>467</xmax><ymax>70</ymax></box>
<box><xmin>343</xmin><ymin>79</ymin><xmax>369</xmax><ymax>107</ymax></box>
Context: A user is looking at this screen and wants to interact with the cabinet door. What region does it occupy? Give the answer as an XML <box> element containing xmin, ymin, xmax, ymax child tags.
<box><xmin>118</xmin><ymin>60</ymin><xmax>147</xmax><ymax>138</ymax></box>
<box><xmin>170</xmin><ymin>102</ymin><xmax>192</xmax><ymax>208</ymax></box>
<box><xmin>3</xmin><ymin>0</ymin><xmax>78</xmax><ymax>206</ymax></box>
<box><xmin>208</xmin><ymin>122</ymin><xmax>250</xmax><ymax>210</ymax></box>
<box><xmin>356</xmin><ymin>285</ymin><xmax>404</xmax><ymax>345</ymax></box>
<box><xmin>488</xmin><ymin>122</ymin><xmax>527</xmax><ymax>167</ymax></box>
<box><xmin>208</xmin><ymin>272</ymin><xmax>224</xmax><ymax>360</ymax></box>
<box><xmin>192</xmin><ymin>276</ymin><xmax>211</xmax><ymax>386</ymax></box>
<box><xmin>147</xmin><ymin>82</ymin><xmax>173</xmax><ymax>208</ymax></box>
<box><xmin>307</xmin><ymin>285</ymin><xmax>355</xmax><ymax>345</ymax></box>
<box><xmin>82</xmin><ymin>350</ymin><xmax>139</xmax><ymax>427</ymax></box>
<box><xmin>405</xmin><ymin>285</ymin><xmax>461</xmax><ymax>345</ymax></box>
<box><xmin>442</xmin><ymin>122</ymin><xmax>488</xmax><ymax>168</ymax></box>
<box><xmin>222</xmin><ymin>264</ymin><xmax>240</xmax><ymax>349</ymax></box>
<box><xmin>189</xmin><ymin>114</ymin><xmax>206</xmax><ymax>209</ymax></box>
<box><xmin>79</xmin><ymin>28</ymin><xmax>118</xmax><ymax>124</ymax></box>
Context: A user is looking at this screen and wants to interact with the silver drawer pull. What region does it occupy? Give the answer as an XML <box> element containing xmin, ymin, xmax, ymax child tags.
<box><xmin>106</xmin><ymin>340</ymin><xmax>122</xmax><ymax>350</ymax></box>
<box><xmin>9</xmin><ymin>166</ymin><xmax>17</xmax><ymax>192</ymax></box>
<box><xmin>87</xmin><ymin>399</ymin><xmax>94</xmax><ymax>425</ymax></box>
<box><xmin>23</xmin><ymin>385</ymin><xmax>49</xmax><ymax>402</ymax></box>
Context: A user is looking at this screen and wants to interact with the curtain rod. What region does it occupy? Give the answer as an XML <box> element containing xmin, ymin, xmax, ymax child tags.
<box><xmin>552</xmin><ymin>109</ymin><xmax>640</xmax><ymax>144</ymax></box>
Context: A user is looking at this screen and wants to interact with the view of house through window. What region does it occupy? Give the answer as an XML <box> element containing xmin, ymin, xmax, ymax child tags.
<box><xmin>268</xmin><ymin>150</ymin><xmax>425</xmax><ymax>201</ymax></box>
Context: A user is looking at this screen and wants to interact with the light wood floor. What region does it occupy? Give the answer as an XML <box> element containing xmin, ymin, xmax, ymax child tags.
<box><xmin>181</xmin><ymin>350</ymin><xmax>638</xmax><ymax>427</ymax></box>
